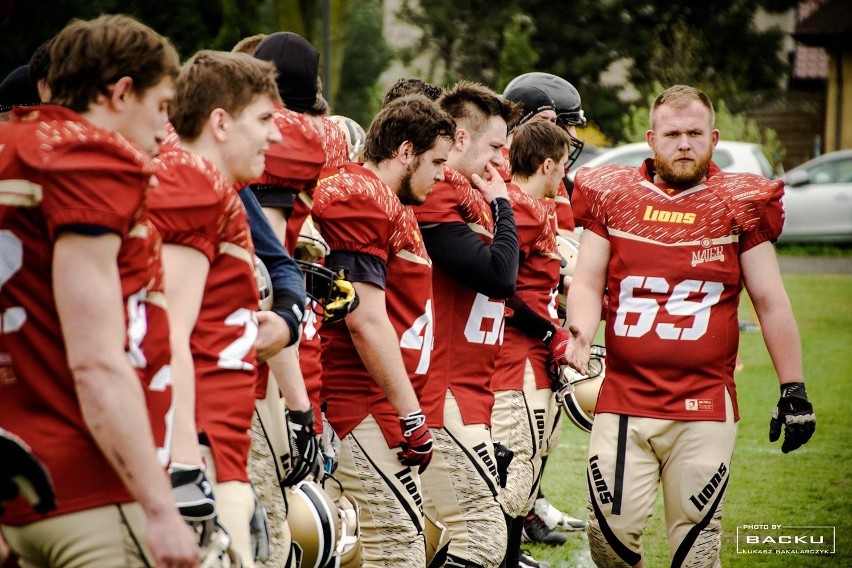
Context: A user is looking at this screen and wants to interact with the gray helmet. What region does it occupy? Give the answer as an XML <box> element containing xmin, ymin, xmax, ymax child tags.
<box><xmin>503</xmin><ymin>72</ymin><xmax>587</xmax><ymax>168</ymax></box>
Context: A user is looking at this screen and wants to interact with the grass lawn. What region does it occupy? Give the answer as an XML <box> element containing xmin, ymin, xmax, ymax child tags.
<box><xmin>528</xmin><ymin>273</ymin><xmax>852</xmax><ymax>567</ymax></box>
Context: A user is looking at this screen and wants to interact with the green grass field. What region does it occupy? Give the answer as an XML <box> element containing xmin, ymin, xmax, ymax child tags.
<box><xmin>528</xmin><ymin>272</ymin><xmax>852</xmax><ymax>567</ymax></box>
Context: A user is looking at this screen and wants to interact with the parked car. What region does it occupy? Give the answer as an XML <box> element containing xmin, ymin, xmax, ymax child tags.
<box><xmin>778</xmin><ymin>149</ymin><xmax>852</xmax><ymax>243</ymax></box>
<box><xmin>566</xmin><ymin>140</ymin><xmax>776</xmax><ymax>182</ymax></box>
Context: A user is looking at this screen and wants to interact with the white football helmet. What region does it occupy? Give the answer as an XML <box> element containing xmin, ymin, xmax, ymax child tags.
<box><xmin>555</xmin><ymin>234</ymin><xmax>580</xmax><ymax>321</ymax></box>
<box><xmin>287</xmin><ymin>479</ymin><xmax>362</xmax><ymax>568</ymax></box>
<box><xmin>328</xmin><ymin>115</ymin><xmax>367</xmax><ymax>162</ymax></box>
<box><xmin>554</xmin><ymin>344</ymin><xmax>606</xmax><ymax>433</ymax></box>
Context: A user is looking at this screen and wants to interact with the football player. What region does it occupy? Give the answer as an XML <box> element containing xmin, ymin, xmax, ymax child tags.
<box><xmin>490</xmin><ymin>121</ymin><xmax>573</xmax><ymax>568</ymax></box>
<box><xmin>563</xmin><ymin>84</ymin><xmax>815</xmax><ymax>567</ymax></box>
<box><xmin>412</xmin><ymin>81</ymin><xmax>522</xmax><ymax>568</ymax></box>
<box><xmin>0</xmin><ymin>15</ymin><xmax>198</xmax><ymax>567</ymax></box>
<box><xmin>148</xmin><ymin>50</ymin><xmax>284</xmax><ymax>567</ymax></box>
<box><xmin>313</xmin><ymin>94</ymin><xmax>455</xmax><ymax>568</ymax></box>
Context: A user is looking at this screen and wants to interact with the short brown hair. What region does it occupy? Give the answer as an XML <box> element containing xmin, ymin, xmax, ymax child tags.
<box><xmin>382</xmin><ymin>77</ymin><xmax>443</xmax><ymax>106</ymax></box>
<box><xmin>169</xmin><ymin>50</ymin><xmax>280</xmax><ymax>142</ymax></box>
<box><xmin>650</xmin><ymin>84</ymin><xmax>715</xmax><ymax>129</ymax></box>
<box><xmin>232</xmin><ymin>34</ymin><xmax>267</xmax><ymax>55</ymax></box>
<box><xmin>509</xmin><ymin>120</ymin><xmax>571</xmax><ymax>179</ymax></box>
<box><xmin>363</xmin><ymin>94</ymin><xmax>456</xmax><ymax>164</ymax></box>
<box><xmin>48</xmin><ymin>14</ymin><xmax>180</xmax><ymax>113</ymax></box>
<box><xmin>438</xmin><ymin>80</ymin><xmax>522</xmax><ymax>135</ymax></box>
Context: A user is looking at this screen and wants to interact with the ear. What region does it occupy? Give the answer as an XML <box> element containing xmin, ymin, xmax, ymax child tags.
<box><xmin>711</xmin><ymin>129</ymin><xmax>720</xmax><ymax>148</ymax></box>
<box><xmin>108</xmin><ymin>76</ymin><xmax>135</xmax><ymax>109</ymax></box>
<box><xmin>645</xmin><ymin>129</ymin><xmax>654</xmax><ymax>149</ymax></box>
<box><xmin>541</xmin><ymin>157</ymin><xmax>555</xmax><ymax>176</ymax></box>
<box><xmin>453</xmin><ymin>128</ymin><xmax>467</xmax><ymax>152</ymax></box>
<box><xmin>209</xmin><ymin>108</ymin><xmax>230</xmax><ymax>142</ymax></box>
<box><xmin>397</xmin><ymin>140</ymin><xmax>414</xmax><ymax>165</ymax></box>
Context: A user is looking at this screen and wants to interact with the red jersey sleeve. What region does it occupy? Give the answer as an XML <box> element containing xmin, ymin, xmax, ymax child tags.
<box><xmin>147</xmin><ymin>151</ymin><xmax>224</xmax><ymax>262</ymax></box>
<box><xmin>314</xmin><ymin>193</ymin><xmax>394</xmax><ymax>261</ymax></box>
<box><xmin>414</xmin><ymin>179</ymin><xmax>466</xmax><ymax>224</ymax></box>
<box><xmin>554</xmin><ymin>180</ymin><xmax>576</xmax><ymax>231</ymax></box>
<box><xmin>18</xmin><ymin>134</ymin><xmax>152</xmax><ymax>240</ymax></box>
<box><xmin>572</xmin><ymin>166</ymin><xmax>611</xmax><ymax>239</ymax></box>
<box><xmin>508</xmin><ymin>184</ymin><xmax>543</xmax><ymax>256</ymax></box>
<box><xmin>255</xmin><ymin>108</ymin><xmax>325</xmax><ymax>192</ymax></box>
<box><xmin>733</xmin><ymin>176</ymin><xmax>785</xmax><ymax>252</ymax></box>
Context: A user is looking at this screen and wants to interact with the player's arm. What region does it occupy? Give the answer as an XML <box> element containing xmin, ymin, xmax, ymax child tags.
<box><xmin>741</xmin><ymin>241</ymin><xmax>803</xmax><ymax>383</ymax></box>
<box><xmin>420</xmin><ymin>195</ymin><xmax>518</xmax><ymax>299</ymax></box>
<box><xmin>268</xmin><ymin>346</ymin><xmax>311</xmax><ymax>412</ymax></box>
<box><xmin>161</xmin><ymin>244</ymin><xmax>209</xmax><ymax>467</ymax></box>
<box><xmin>562</xmin><ymin>229</ymin><xmax>610</xmax><ymax>375</ymax></box>
<box><xmin>239</xmin><ymin>187</ymin><xmax>305</xmax><ymax>349</ymax></box>
<box><xmin>345</xmin><ymin>281</ymin><xmax>421</xmax><ymax>415</ymax></box>
<box><xmin>53</xmin><ymin>231</ymin><xmax>198</xmax><ymax>565</ymax></box>
<box><xmin>741</xmin><ymin>241</ymin><xmax>814</xmax><ymax>453</ymax></box>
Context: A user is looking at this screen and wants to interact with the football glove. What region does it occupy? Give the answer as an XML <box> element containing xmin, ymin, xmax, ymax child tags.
<box><xmin>283</xmin><ymin>408</ymin><xmax>320</xmax><ymax>486</ymax></box>
<box><xmin>169</xmin><ymin>464</ymin><xmax>216</xmax><ymax>522</ymax></box>
<box><xmin>320</xmin><ymin>413</ymin><xmax>341</xmax><ymax>475</ymax></box>
<box><xmin>769</xmin><ymin>382</ymin><xmax>816</xmax><ymax>453</ymax></box>
<box><xmin>545</xmin><ymin>325</ymin><xmax>571</xmax><ymax>369</ymax></box>
<box><xmin>323</xmin><ymin>269</ymin><xmax>360</xmax><ymax>323</ymax></box>
<box><xmin>0</xmin><ymin>428</ymin><xmax>56</xmax><ymax>515</ymax></box>
<box><xmin>398</xmin><ymin>410</ymin><xmax>433</xmax><ymax>473</ymax></box>
<box><xmin>493</xmin><ymin>441</ymin><xmax>514</xmax><ymax>488</ymax></box>
<box><xmin>249</xmin><ymin>482</ymin><xmax>270</xmax><ymax>562</ymax></box>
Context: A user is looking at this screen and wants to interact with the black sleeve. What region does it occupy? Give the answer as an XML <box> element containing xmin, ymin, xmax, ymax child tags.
<box><xmin>326</xmin><ymin>251</ymin><xmax>387</xmax><ymax>290</ymax></box>
<box><xmin>249</xmin><ymin>183</ymin><xmax>296</xmax><ymax>211</ymax></box>
<box><xmin>504</xmin><ymin>294</ymin><xmax>557</xmax><ymax>342</ymax></box>
<box><xmin>419</xmin><ymin>196</ymin><xmax>518</xmax><ymax>299</ymax></box>
<box><xmin>238</xmin><ymin>187</ymin><xmax>306</xmax><ymax>345</ymax></box>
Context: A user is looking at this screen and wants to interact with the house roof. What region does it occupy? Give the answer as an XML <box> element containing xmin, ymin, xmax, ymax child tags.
<box><xmin>795</xmin><ymin>0</ymin><xmax>852</xmax><ymax>45</ymax></box>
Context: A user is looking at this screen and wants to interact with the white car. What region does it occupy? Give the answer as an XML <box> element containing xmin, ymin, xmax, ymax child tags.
<box><xmin>778</xmin><ymin>150</ymin><xmax>852</xmax><ymax>243</ymax></box>
<box><xmin>566</xmin><ymin>140</ymin><xmax>776</xmax><ymax>181</ymax></box>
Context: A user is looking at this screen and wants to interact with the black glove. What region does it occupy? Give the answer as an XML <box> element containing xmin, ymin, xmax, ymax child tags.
<box><xmin>397</xmin><ymin>410</ymin><xmax>433</xmax><ymax>473</ymax></box>
<box><xmin>769</xmin><ymin>382</ymin><xmax>816</xmax><ymax>454</ymax></box>
<box><xmin>0</xmin><ymin>428</ymin><xmax>56</xmax><ymax>515</ymax></box>
<box><xmin>283</xmin><ymin>408</ymin><xmax>319</xmax><ymax>486</ymax></box>
<box><xmin>169</xmin><ymin>464</ymin><xmax>216</xmax><ymax>522</ymax></box>
<box><xmin>493</xmin><ymin>441</ymin><xmax>514</xmax><ymax>488</ymax></box>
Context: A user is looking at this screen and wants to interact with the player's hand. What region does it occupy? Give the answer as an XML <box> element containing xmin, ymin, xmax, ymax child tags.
<box><xmin>769</xmin><ymin>382</ymin><xmax>815</xmax><ymax>453</ymax></box>
<box><xmin>320</xmin><ymin>414</ymin><xmax>341</xmax><ymax>474</ymax></box>
<box><xmin>545</xmin><ymin>325</ymin><xmax>571</xmax><ymax>369</ymax></box>
<box><xmin>398</xmin><ymin>410</ymin><xmax>433</xmax><ymax>473</ymax></box>
<box><xmin>145</xmin><ymin>508</ymin><xmax>201</xmax><ymax>568</ymax></box>
<box><xmin>255</xmin><ymin>311</ymin><xmax>290</xmax><ymax>363</ymax></box>
<box><xmin>471</xmin><ymin>163</ymin><xmax>508</xmax><ymax>203</ymax></box>
<box><xmin>283</xmin><ymin>408</ymin><xmax>319</xmax><ymax>486</ymax></box>
<box><xmin>169</xmin><ymin>465</ymin><xmax>216</xmax><ymax>523</ymax></box>
<box><xmin>563</xmin><ymin>324</ymin><xmax>591</xmax><ymax>375</ymax></box>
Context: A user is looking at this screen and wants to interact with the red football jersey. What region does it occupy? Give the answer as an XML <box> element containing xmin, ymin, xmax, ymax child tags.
<box><xmin>573</xmin><ymin>160</ymin><xmax>785</xmax><ymax>421</ymax></box>
<box><xmin>298</xmin><ymin>299</ymin><xmax>325</xmax><ymax>432</ymax></box>
<box><xmin>492</xmin><ymin>184</ymin><xmax>560</xmax><ymax>392</ymax></box>
<box><xmin>414</xmin><ymin>166</ymin><xmax>504</xmax><ymax>426</ymax></box>
<box><xmin>554</xmin><ymin>180</ymin><xmax>576</xmax><ymax>232</ymax></box>
<box><xmin>314</xmin><ymin>163</ymin><xmax>434</xmax><ymax>447</ymax></box>
<box><xmin>0</xmin><ymin>106</ymin><xmax>172</xmax><ymax>524</ymax></box>
<box><xmin>149</xmin><ymin>148</ymin><xmax>260</xmax><ymax>483</ymax></box>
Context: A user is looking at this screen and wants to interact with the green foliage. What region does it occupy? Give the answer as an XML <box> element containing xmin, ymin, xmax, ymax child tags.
<box><xmin>332</xmin><ymin>0</ymin><xmax>392</xmax><ymax>127</ymax></box>
<box><xmin>496</xmin><ymin>12</ymin><xmax>539</xmax><ymax>90</ymax></box>
<box><xmin>621</xmin><ymin>81</ymin><xmax>786</xmax><ymax>169</ymax></box>
<box><xmin>533</xmin><ymin>272</ymin><xmax>852</xmax><ymax>566</ymax></box>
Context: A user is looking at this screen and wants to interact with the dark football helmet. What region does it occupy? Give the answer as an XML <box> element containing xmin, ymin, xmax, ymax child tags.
<box><xmin>297</xmin><ymin>260</ymin><xmax>359</xmax><ymax>323</ymax></box>
<box><xmin>501</xmin><ymin>83</ymin><xmax>557</xmax><ymax>126</ymax></box>
<box><xmin>0</xmin><ymin>428</ymin><xmax>55</xmax><ymax>515</ymax></box>
<box><xmin>503</xmin><ymin>72</ymin><xmax>587</xmax><ymax>168</ymax></box>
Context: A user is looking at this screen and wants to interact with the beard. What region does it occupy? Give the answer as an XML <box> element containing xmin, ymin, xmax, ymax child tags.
<box><xmin>654</xmin><ymin>145</ymin><xmax>713</xmax><ymax>189</ymax></box>
<box><xmin>396</xmin><ymin>157</ymin><xmax>424</xmax><ymax>205</ymax></box>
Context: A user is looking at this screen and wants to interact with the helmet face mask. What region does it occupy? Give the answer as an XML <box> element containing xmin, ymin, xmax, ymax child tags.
<box><xmin>554</xmin><ymin>345</ymin><xmax>606</xmax><ymax>433</ymax></box>
<box><xmin>296</xmin><ymin>260</ymin><xmax>360</xmax><ymax>323</ymax></box>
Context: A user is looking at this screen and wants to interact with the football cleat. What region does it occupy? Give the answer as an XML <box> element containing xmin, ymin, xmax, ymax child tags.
<box><xmin>533</xmin><ymin>497</ymin><xmax>585</xmax><ymax>533</ymax></box>
<box><xmin>521</xmin><ymin>513</ymin><xmax>568</xmax><ymax>546</ymax></box>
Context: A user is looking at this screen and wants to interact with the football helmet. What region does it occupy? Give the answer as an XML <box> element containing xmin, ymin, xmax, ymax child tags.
<box><xmin>198</xmin><ymin>520</ymin><xmax>244</xmax><ymax>568</ymax></box>
<box><xmin>287</xmin><ymin>479</ymin><xmax>362</xmax><ymax>568</ymax></box>
<box><xmin>328</xmin><ymin>115</ymin><xmax>367</xmax><ymax>162</ymax></box>
<box><xmin>296</xmin><ymin>216</ymin><xmax>330</xmax><ymax>263</ymax></box>
<box><xmin>552</xmin><ymin>345</ymin><xmax>606</xmax><ymax>433</ymax></box>
<box><xmin>255</xmin><ymin>255</ymin><xmax>274</xmax><ymax>311</ymax></box>
<box><xmin>297</xmin><ymin>260</ymin><xmax>359</xmax><ymax>323</ymax></box>
<box><xmin>501</xmin><ymin>82</ymin><xmax>557</xmax><ymax>126</ymax></box>
<box><xmin>503</xmin><ymin>72</ymin><xmax>586</xmax><ymax>167</ymax></box>
<box><xmin>555</xmin><ymin>234</ymin><xmax>580</xmax><ymax>322</ymax></box>
<box><xmin>0</xmin><ymin>428</ymin><xmax>56</xmax><ymax>515</ymax></box>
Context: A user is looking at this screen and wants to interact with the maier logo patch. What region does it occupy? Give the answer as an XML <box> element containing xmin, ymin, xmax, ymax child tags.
<box><xmin>685</xmin><ymin>399</ymin><xmax>714</xmax><ymax>411</ymax></box>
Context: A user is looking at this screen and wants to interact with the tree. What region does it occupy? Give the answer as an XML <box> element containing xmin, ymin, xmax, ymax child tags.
<box><xmin>497</xmin><ymin>11</ymin><xmax>539</xmax><ymax>89</ymax></box>
<box><xmin>332</xmin><ymin>0</ymin><xmax>393</xmax><ymax>127</ymax></box>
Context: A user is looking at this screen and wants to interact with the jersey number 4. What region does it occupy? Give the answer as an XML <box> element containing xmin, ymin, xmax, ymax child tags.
<box><xmin>613</xmin><ymin>276</ymin><xmax>723</xmax><ymax>340</ymax></box>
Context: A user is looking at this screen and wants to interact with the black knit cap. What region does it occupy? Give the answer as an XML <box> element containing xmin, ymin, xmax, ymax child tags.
<box><xmin>253</xmin><ymin>32</ymin><xmax>319</xmax><ymax>113</ymax></box>
<box><xmin>0</xmin><ymin>65</ymin><xmax>40</xmax><ymax>113</ymax></box>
